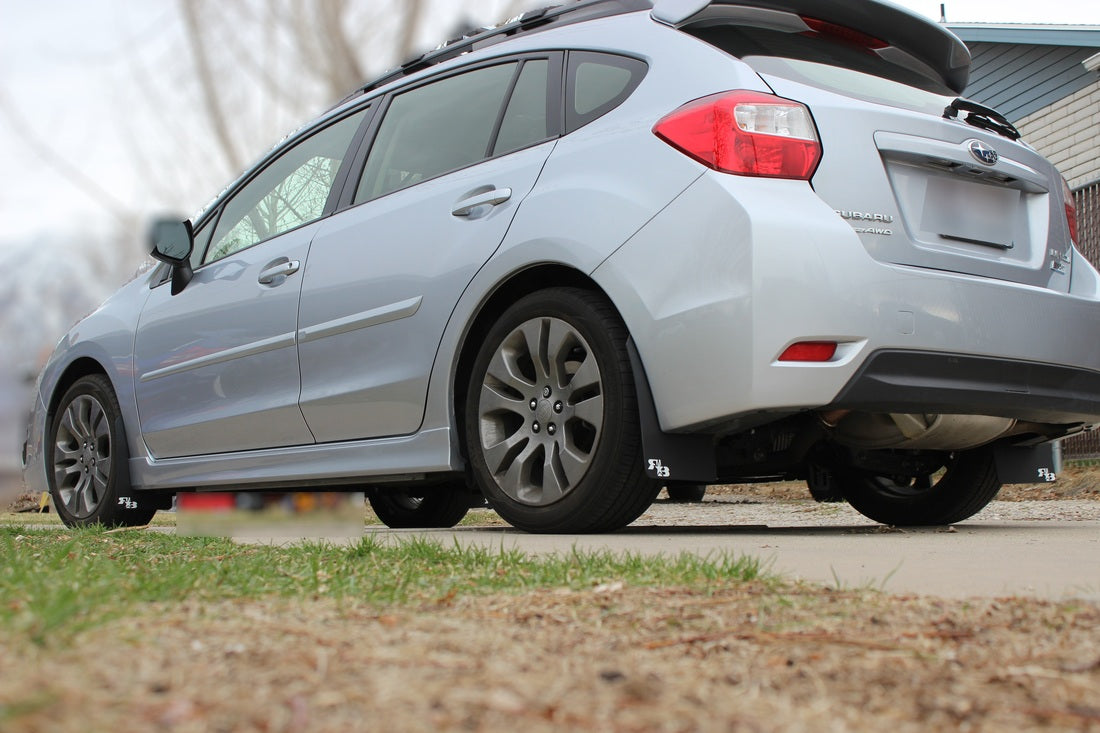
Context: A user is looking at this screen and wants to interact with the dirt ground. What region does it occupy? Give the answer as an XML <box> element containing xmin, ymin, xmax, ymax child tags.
<box><xmin>2</xmin><ymin>586</ymin><xmax>1098</xmax><ymax>732</ymax></box>
<box><xmin>4</xmin><ymin>467</ymin><xmax>1098</xmax><ymax>731</ymax></box>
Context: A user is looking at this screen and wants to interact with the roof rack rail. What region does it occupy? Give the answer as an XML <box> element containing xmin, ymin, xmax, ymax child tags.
<box><xmin>352</xmin><ymin>0</ymin><xmax>653</xmax><ymax>97</ymax></box>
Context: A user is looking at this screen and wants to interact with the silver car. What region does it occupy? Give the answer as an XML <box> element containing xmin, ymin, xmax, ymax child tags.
<box><xmin>22</xmin><ymin>0</ymin><xmax>1100</xmax><ymax>532</ymax></box>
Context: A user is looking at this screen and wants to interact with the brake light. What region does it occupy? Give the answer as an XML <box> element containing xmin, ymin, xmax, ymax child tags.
<box><xmin>799</xmin><ymin>16</ymin><xmax>888</xmax><ymax>50</ymax></box>
<box><xmin>1063</xmin><ymin>177</ymin><xmax>1078</xmax><ymax>244</ymax></box>
<box><xmin>653</xmin><ymin>91</ymin><xmax>822</xmax><ymax>179</ymax></box>
<box><xmin>778</xmin><ymin>342</ymin><xmax>837</xmax><ymax>362</ymax></box>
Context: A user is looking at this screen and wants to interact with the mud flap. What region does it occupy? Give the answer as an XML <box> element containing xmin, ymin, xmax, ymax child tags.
<box><xmin>627</xmin><ymin>339</ymin><xmax>717</xmax><ymax>483</ymax></box>
<box><xmin>993</xmin><ymin>442</ymin><xmax>1061</xmax><ymax>484</ymax></box>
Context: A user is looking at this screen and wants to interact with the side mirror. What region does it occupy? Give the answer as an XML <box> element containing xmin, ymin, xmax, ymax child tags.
<box><xmin>149</xmin><ymin>219</ymin><xmax>195</xmax><ymax>295</ymax></box>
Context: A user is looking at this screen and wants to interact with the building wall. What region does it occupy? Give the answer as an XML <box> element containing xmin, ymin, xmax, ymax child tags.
<box><xmin>1015</xmin><ymin>78</ymin><xmax>1100</xmax><ymax>188</ymax></box>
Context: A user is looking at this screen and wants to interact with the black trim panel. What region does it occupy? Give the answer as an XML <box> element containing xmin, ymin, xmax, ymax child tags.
<box><xmin>831</xmin><ymin>350</ymin><xmax>1100</xmax><ymax>424</ymax></box>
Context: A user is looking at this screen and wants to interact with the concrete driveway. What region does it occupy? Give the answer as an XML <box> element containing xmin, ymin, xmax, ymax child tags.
<box><xmin>370</xmin><ymin>499</ymin><xmax>1100</xmax><ymax>601</ymax></box>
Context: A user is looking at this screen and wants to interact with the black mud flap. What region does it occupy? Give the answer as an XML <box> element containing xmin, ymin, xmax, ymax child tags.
<box><xmin>627</xmin><ymin>339</ymin><xmax>717</xmax><ymax>483</ymax></box>
<box><xmin>993</xmin><ymin>442</ymin><xmax>1061</xmax><ymax>484</ymax></box>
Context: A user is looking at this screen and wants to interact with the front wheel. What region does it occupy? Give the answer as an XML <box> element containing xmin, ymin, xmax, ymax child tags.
<box><xmin>838</xmin><ymin>448</ymin><xmax>1001</xmax><ymax>526</ymax></box>
<box><xmin>464</xmin><ymin>288</ymin><xmax>657</xmax><ymax>533</ymax></box>
<box><xmin>47</xmin><ymin>375</ymin><xmax>157</xmax><ymax>528</ymax></box>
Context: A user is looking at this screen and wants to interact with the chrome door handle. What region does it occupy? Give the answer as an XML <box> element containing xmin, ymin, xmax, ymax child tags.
<box><xmin>451</xmin><ymin>188</ymin><xmax>512</xmax><ymax>217</ymax></box>
<box><xmin>257</xmin><ymin>259</ymin><xmax>300</xmax><ymax>285</ymax></box>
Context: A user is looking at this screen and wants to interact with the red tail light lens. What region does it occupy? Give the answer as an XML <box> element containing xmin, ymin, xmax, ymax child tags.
<box><xmin>653</xmin><ymin>91</ymin><xmax>822</xmax><ymax>179</ymax></box>
<box><xmin>778</xmin><ymin>342</ymin><xmax>837</xmax><ymax>362</ymax></box>
<box><xmin>1063</xmin><ymin>177</ymin><xmax>1078</xmax><ymax>244</ymax></box>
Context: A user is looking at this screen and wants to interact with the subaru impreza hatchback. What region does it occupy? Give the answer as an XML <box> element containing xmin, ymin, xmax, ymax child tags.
<box><xmin>23</xmin><ymin>0</ymin><xmax>1100</xmax><ymax>532</ymax></box>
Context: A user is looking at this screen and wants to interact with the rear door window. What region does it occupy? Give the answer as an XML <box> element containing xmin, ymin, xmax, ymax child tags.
<box><xmin>493</xmin><ymin>59</ymin><xmax>553</xmax><ymax>156</ymax></box>
<box><xmin>356</xmin><ymin>63</ymin><xmax>519</xmax><ymax>203</ymax></box>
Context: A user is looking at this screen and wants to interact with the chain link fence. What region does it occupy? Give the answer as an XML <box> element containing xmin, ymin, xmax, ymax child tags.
<box><xmin>1063</xmin><ymin>182</ymin><xmax>1100</xmax><ymax>460</ymax></box>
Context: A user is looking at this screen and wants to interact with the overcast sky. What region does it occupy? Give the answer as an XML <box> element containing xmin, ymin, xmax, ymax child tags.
<box><xmin>2</xmin><ymin>0</ymin><xmax>1100</xmax><ymax>249</ymax></box>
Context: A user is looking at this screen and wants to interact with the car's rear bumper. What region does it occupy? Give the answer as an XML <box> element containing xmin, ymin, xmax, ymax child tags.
<box><xmin>594</xmin><ymin>172</ymin><xmax>1100</xmax><ymax>432</ymax></box>
<box><xmin>831</xmin><ymin>349</ymin><xmax>1100</xmax><ymax>425</ymax></box>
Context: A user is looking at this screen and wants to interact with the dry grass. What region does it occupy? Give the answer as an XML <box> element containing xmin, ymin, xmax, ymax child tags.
<box><xmin>2</xmin><ymin>586</ymin><xmax>1097</xmax><ymax>732</ymax></box>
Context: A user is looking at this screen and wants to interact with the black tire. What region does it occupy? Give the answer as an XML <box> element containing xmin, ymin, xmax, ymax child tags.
<box><xmin>464</xmin><ymin>287</ymin><xmax>658</xmax><ymax>533</ymax></box>
<box><xmin>805</xmin><ymin>463</ymin><xmax>844</xmax><ymax>503</ymax></box>
<box><xmin>47</xmin><ymin>375</ymin><xmax>157</xmax><ymax>528</ymax></box>
<box><xmin>665</xmin><ymin>483</ymin><xmax>707</xmax><ymax>502</ymax></box>
<box><xmin>366</xmin><ymin>486</ymin><xmax>470</xmax><ymax>528</ymax></box>
<box><xmin>838</xmin><ymin>448</ymin><xmax>1002</xmax><ymax>526</ymax></box>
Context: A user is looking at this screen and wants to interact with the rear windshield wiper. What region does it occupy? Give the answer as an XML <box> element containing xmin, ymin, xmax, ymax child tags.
<box><xmin>943</xmin><ymin>98</ymin><xmax>1021</xmax><ymax>141</ymax></box>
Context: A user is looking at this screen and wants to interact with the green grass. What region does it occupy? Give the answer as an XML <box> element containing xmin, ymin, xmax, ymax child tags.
<box><xmin>0</xmin><ymin>525</ymin><xmax>767</xmax><ymax>646</ymax></box>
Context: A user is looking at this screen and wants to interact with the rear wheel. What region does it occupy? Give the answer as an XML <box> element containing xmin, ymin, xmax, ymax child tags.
<box><xmin>47</xmin><ymin>375</ymin><xmax>156</xmax><ymax>528</ymax></box>
<box><xmin>366</xmin><ymin>486</ymin><xmax>470</xmax><ymax>529</ymax></box>
<box><xmin>838</xmin><ymin>448</ymin><xmax>1001</xmax><ymax>526</ymax></box>
<box><xmin>465</xmin><ymin>288</ymin><xmax>657</xmax><ymax>533</ymax></box>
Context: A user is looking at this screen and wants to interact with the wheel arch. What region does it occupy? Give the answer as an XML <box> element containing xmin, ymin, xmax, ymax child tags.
<box><xmin>46</xmin><ymin>357</ymin><xmax>111</xmax><ymax>420</ymax></box>
<box><xmin>451</xmin><ymin>264</ymin><xmax>614</xmax><ymax>457</ymax></box>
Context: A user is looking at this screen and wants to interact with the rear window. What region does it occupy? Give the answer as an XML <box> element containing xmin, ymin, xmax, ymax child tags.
<box><xmin>688</xmin><ymin>25</ymin><xmax>956</xmax><ymax>97</ymax></box>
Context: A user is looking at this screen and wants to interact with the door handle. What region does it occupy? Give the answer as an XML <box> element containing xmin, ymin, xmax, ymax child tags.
<box><xmin>257</xmin><ymin>259</ymin><xmax>300</xmax><ymax>285</ymax></box>
<box><xmin>451</xmin><ymin>188</ymin><xmax>512</xmax><ymax>217</ymax></box>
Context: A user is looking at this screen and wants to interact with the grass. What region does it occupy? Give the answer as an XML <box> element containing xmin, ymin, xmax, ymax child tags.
<box><xmin>0</xmin><ymin>524</ymin><xmax>767</xmax><ymax>647</ymax></box>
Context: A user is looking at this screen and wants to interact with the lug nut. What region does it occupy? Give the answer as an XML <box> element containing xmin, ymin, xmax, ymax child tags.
<box><xmin>529</xmin><ymin>399</ymin><xmax>537</xmax><ymax>411</ymax></box>
<box><xmin>547</xmin><ymin>423</ymin><xmax>556</xmax><ymax>436</ymax></box>
<box><xmin>532</xmin><ymin>422</ymin><xmax>541</xmax><ymax>433</ymax></box>
<box><xmin>543</xmin><ymin>386</ymin><xmax>552</xmax><ymax>398</ymax></box>
<box><xmin>554</xmin><ymin>401</ymin><xmax>563</xmax><ymax>413</ymax></box>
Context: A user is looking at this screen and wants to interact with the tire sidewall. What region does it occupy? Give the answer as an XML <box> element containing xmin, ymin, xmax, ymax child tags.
<box><xmin>840</xmin><ymin>449</ymin><xmax>1000</xmax><ymax>526</ymax></box>
<box><xmin>464</xmin><ymin>289</ymin><xmax>633</xmax><ymax>531</ymax></box>
<box><xmin>47</xmin><ymin>375</ymin><xmax>145</xmax><ymax>527</ymax></box>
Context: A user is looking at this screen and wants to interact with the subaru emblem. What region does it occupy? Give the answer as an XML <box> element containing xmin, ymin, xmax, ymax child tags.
<box><xmin>968</xmin><ymin>140</ymin><xmax>998</xmax><ymax>166</ymax></box>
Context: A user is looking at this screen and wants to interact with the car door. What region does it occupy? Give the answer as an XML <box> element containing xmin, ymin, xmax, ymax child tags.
<box><xmin>297</xmin><ymin>56</ymin><xmax>561</xmax><ymax>442</ymax></box>
<box><xmin>133</xmin><ymin>108</ymin><xmax>368</xmax><ymax>458</ymax></box>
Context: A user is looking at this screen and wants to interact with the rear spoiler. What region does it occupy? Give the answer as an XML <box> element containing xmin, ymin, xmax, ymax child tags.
<box><xmin>651</xmin><ymin>0</ymin><xmax>971</xmax><ymax>94</ymax></box>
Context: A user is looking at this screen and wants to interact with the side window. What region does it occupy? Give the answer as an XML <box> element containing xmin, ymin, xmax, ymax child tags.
<box><xmin>493</xmin><ymin>59</ymin><xmax>551</xmax><ymax>157</ymax></box>
<box><xmin>566</xmin><ymin>52</ymin><xmax>647</xmax><ymax>133</ymax></box>
<box><xmin>355</xmin><ymin>63</ymin><xmax>518</xmax><ymax>203</ymax></box>
<box><xmin>205</xmin><ymin>109</ymin><xmax>367</xmax><ymax>264</ymax></box>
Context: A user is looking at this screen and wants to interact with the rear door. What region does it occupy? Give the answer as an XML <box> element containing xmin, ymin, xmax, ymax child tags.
<box><xmin>297</xmin><ymin>55</ymin><xmax>561</xmax><ymax>442</ymax></box>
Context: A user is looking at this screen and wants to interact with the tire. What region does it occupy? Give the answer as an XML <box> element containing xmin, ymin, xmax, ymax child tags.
<box><xmin>805</xmin><ymin>463</ymin><xmax>844</xmax><ymax>503</ymax></box>
<box><xmin>366</xmin><ymin>486</ymin><xmax>470</xmax><ymax>529</ymax></box>
<box><xmin>47</xmin><ymin>375</ymin><xmax>157</xmax><ymax>528</ymax></box>
<box><xmin>838</xmin><ymin>448</ymin><xmax>1002</xmax><ymax>526</ymax></box>
<box><xmin>464</xmin><ymin>287</ymin><xmax>658</xmax><ymax>533</ymax></box>
<box><xmin>665</xmin><ymin>483</ymin><xmax>707</xmax><ymax>502</ymax></box>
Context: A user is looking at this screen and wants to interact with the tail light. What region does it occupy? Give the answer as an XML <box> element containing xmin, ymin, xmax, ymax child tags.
<box><xmin>653</xmin><ymin>91</ymin><xmax>822</xmax><ymax>179</ymax></box>
<box><xmin>1063</xmin><ymin>177</ymin><xmax>1078</xmax><ymax>244</ymax></box>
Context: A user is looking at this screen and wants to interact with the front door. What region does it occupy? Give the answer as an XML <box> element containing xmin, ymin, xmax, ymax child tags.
<box><xmin>133</xmin><ymin>108</ymin><xmax>368</xmax><ymax>458</ymax></box>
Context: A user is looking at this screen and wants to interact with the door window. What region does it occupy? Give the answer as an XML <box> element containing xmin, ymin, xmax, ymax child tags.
<box><xmin>355</xmin><ymin>63</ymin><xmax>520</xmax><ymax>203</ymax></box>
<box><xmin>493</xmin><ymin>59</ymin><xmax>552</xmax><ymax>156</ymax></box>
<box><xmin>205</xmin><ymin>109</ymin><xmax>367</xmax><ymax>264</ymax></box>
